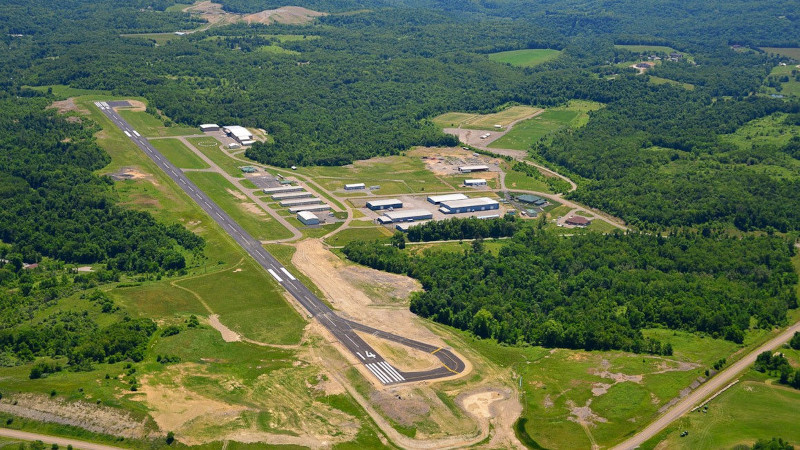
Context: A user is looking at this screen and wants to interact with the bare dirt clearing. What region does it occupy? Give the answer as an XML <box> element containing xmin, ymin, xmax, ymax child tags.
<box><xmin>207</xmin><ymin>314</ymin><xmax>241</xmax><ymax>342</ymax></box>
<box><xmin>48</xmin><ymin>97</ymin><xmax>88</xmax><ymax>115</ymax></box>
<box><xmin>0</xmin><ymin>393</ymin><xmax>152</xmax><ymax>439</ymax></box>
<box><xmin>186</xmin><ymin>1</ymin><xmax>325</xmax><ymax>27</ymax></box>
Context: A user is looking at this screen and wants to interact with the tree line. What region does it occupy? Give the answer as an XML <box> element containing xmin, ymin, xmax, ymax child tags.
<box><xmin>343</xmin><ymin>229</ymin><xmax>797</xmax><ymax>352</ymax></box>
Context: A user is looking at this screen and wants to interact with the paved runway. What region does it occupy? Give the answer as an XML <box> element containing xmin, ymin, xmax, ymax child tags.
<box><xmin>97</xmin><ymin>102</ymin><xmax>465</xmax><ymax>385</ymax></box>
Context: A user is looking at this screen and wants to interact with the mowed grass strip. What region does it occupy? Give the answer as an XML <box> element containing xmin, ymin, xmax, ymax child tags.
<box><xmin>188</xmin><ymin>137</ymin><xmax>247</xmax><ymax>177</ymax></box>
<box><xmin>488</xmin><ymin>49</ymin><xmax>561</xmax><ymax>67</ymax></box>
<box><xmin>298</xmin><ymin>155</ymin><xmax>454</xmax><ymax>195</ymax></box>
<box><xmin>325</xmin><ymin>226</ymin><xmax>392</xmax><ymax>247</ymax></box>
<box><xmin>489</xmin><ymin>109</ymin><xmax>580</xmax><ymax>150</ymax></box>
<box><xmin>186</xmin><ymin>171</ymin><xmax>293</xmax><ymax>241</ymax></box>
<box><xmin>432</xmin><ymin>105</ymin><xmax>542</xmax><ymax>130</ymax></box>
<box><xmin>150</xmin><ymin>138</ymin><xmax>210</xmax><ymax>169</ymax></box>
<box><xmin>117</xmin><ymin>109</ymin><xmax>197</xmax><ymax>137</ymax></box>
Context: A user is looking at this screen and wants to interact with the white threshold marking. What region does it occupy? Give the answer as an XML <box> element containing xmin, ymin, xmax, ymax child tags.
<box><xmin>379</xmin><ymin>361</ymin><xmax>405</xmax><ymax>381</ymax></box>
<box><xmin>366</xmin><ymin>363</ymin><xmax>392</xmax><ymax>384</ymax></box>
<box><xmin>123</xmin><ymin>131</ymin><xmax>131</xmax><ymax>137</ymax></box>
<box><xmin>267</xmin><ymin>269</ymin><xmax>283</xmax><ymax>282</ymax></box>
<box><xmin>132</xmin><ymin>130</ymin><xmax>140</xmax><ymax>137</ymax></box>
<box><xmin>279</xmin><ymin>267</ymin><xmax>296</xmax><ymax>280</ymax></box>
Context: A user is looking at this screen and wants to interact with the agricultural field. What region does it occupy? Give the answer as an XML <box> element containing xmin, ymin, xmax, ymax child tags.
<box><xmin>185</xmin><ymin>171</ymin><xmax>293</xmax><ymax>241</ymax></box>
<box><xmin>117</xmin><ymin>110</ymin><xmax>197</xmax><ymax>137</ymax></box>
<box><xmin>488</xmin><ymin>49</ymin><xmax>561</xmax><ymax>67</ymax></box>
<box><xmin>431</xmin><ymin>105</ymin><xmax>542</xmax><ymax>130</ymax></box>
<box><xmin>488</xmin><ymin>100</ymin><xmax>604</xmax><ymax>150</ymax></box>
<box><xmin>297</xmin><ymin>155</ymin><xmax>454</xmax><ymax>195</ymax></box>
<box><xmin>760</xmin><ymin>47</ymin><xmax>800</xmax><ymax>60</ymax></box>
<box><xmin>150</xmin><ymin>138</ymin><xmax>210</xmax><ymax>169</ymax></box>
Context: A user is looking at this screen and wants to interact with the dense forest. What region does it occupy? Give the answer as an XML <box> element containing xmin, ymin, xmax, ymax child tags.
<box><xmin>0</xmin><ymin>94</ymin><xmax>203</xmax><ymax>272</ymax></box>
<box><xmin>344</xmin><ymin>230</ymin><xmax>797</xmax><ymax>351</ymax></box>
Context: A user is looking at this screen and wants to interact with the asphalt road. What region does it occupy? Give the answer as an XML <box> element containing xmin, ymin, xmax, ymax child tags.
<box><xmin>613</xmin><ymin>319</ymin><xmax>800</xmax><ymax>449</ymax></box>
<box><xmin>97</xmin><ymin>102</ymin><xmax>465</xmax><ymax>385</ymax></box>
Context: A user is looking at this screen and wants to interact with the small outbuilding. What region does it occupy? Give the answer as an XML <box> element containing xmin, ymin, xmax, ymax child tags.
<box><xmin>565</xmin><ymin>215</ymin><xmax>592</xmax><ymax>227</ymax></box>
<box><xmin>297</xmin><ymin>211</ymin><xmax>320</xmax><ymax>225</ymax></box>
<box><xmin>344</xmin><ymin>183</ymin><xmax>366</xmax><ymax>190</ymax></box>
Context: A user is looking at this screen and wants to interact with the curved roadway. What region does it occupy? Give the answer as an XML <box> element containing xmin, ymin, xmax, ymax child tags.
<box><xmin>96</xmin><ymin>101</ymin><xmax>465</xmax><ymax>386</ymax></box>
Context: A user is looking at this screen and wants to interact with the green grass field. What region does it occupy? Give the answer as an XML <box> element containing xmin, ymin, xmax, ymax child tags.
<box><xmin>764</xmin><ymin>64</ymin><xmax>800</xmax><ymax>97</ymax></box>
<box><xmin>324</xmin><ymin>226</ymin><xmax>392</xmax><ymax>247</ymax></box>
<box><xmin>503</xmin><ymin>170</ymin><xmax>552</xmax><ymax>192</ymax></box>
<box><xmin>185</xmin><ymin>172</ymin><xmax>293</xmax><ymax>241</ymax></box>
<box><xmin>649</xmin><ymin>76</ymin><xmax>695</xmax><ymax>90</ymax></box>
<box><xmin>431</xmin><ymin>105</ymin><xmax>543</xmax><ymax>130</ymax></box>
<box><xmin>489</xmin><ymin>101</ymin><xmax>604</xmax><ymax>150</ymax></box>
<box><xmin>117</xmin><ymin>110</ymin><xmax>196</xmax><ymax>137</ymax></box>
<box><xmin>297</xmin><ymin>155</ymin><xmax>454</xmax><ymax>195</ymax></box>
<box><xmin>645</xmin><ymin>378</ymin><xmax>800</xmax><ymax>449</ymax></box>
<box><xmin>187</xmin><ymin>137</ymin><xmax>247</xmax><ymax>178</ymax></box>
<box><xmin>120</xmin><ymin>32</ymin><xmax>184</xmax><ymax>45</ymax></box>
<box><xmin>466</xmin><ymin>328</ymin><xmax>748</xmax><ymax>449</ymax></box>
<box><xmin>615</xmin><ymin>44</ymin><xmax>680</xmax><ymax>54</ymax></box>
<box><xmin>488</xmin><ymin>49</ymin><xmax>561</xmax><ymax>67</ymax></box>
<box><xmin>760</xmin><ymin>47</ymin><xmax>800</xmax><ymax>60</ymax></box>
<box><xmin>150</xmin><ymin>138</ymin><xmax>210</xmax><ymax>169</ymax></box>
<box><xmin>257</xmin><ymin>45</ymin><xmax>300</xmax><ymax>55</ymax></box>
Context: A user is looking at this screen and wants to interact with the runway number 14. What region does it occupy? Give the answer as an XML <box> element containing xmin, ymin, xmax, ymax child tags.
<box><xmin>365</xmin><ymin>351</ymin><xmax>376</xmax><ymax>359</ymax></box>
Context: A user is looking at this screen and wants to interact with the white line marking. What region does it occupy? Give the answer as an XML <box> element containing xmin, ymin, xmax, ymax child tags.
<box><xmin>378</xmin><ymin>362</ymin><xmax>402</xmax><ymax>382</ymax></box>
<box><xmin>368</xmin><ymin>363</ymin><xmax>392</xmax><ymax>384</ymax></box>
<box><xmin>279</xmin><ymin>267</ymin><xmax>296</xmax><ymax>280</ymax></box>
<box><xmin>123</xmin><ymin>131</ymin><xmax>131</xmax><ymax>137</ymax></box>
<box><xmin>364</xmin><ymin>364</ymin><xmax>386</xmax><ymax>384</ymax></box>
<box><xmin>346</xmin><ymin>335</ymin><xmax>357</xmax><ymax>346</ymax></box>
<box><xmin>356</xmin><ymin>352</ymin><xmax>365</xmax><ymax>360</ymax></box>
<box><xmin>132</xmin><ymin>130</ymin><xmax>140</xmax><ymax>137</ymax></box>
<box><xmin>267</xmin><ymin>269</ymin><xmax>283</xmax><ymax>282</ymax></box>
<box><xmin>379</xmin><ymin>361</ymin><xmax>405</xmax><ymax>381</ymax></box>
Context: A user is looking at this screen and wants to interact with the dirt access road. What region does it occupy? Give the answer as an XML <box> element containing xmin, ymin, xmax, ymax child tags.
<box><xmin>0</xmin><ymin>428</ymin><xmax>122</xmax><ymax>450</ymax></box>
<box><xmin>614</xmin><ymin>319</ymin><xmax>800</xmax><ymax>449</ymax></box>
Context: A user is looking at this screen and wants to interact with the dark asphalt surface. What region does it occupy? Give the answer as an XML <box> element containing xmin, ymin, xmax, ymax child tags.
<box><xmin>97</xmin><ymin>102</ymin><xmax>466</xmax><ymax>385</ymax></box>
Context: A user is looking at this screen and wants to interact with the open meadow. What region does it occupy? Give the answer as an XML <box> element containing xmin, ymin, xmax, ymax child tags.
<box><xmin>489</xmin><ymin>101</ymin><xmax>604</xmax><ymax>150</ymax></box>
<box><xmin>488</xmin><ymin>49</ymin><xmax>561</xmax><ymax>67</ymax></box>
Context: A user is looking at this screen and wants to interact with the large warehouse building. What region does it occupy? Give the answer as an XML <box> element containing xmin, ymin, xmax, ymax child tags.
<box><xmin>377</xmin><ymin>209</ymin><xmax>434</xmax><ymax>224</ymax></box>
<box><xmin>458</xmin><ymin>165</ymin><xmax>489</xmax><ymax>173</ymax></box>
<box><xmin>366</xmin><ymin>199</ymin><xmax>403</xmax><ymax>210</ymax></box>
<box><xmin>223</xmin><ymin>126</ymin><xmax>254</xmax><ymax>145</ymax></box>
<box><xmin>427</xmin><ymin>193</ymin><xmax>468</xmax><ymax>204</ymax></box>
<box><xmin>439</xmin><ymin>197</ymin><xmax>499</xmax><ymax>214</ymax></box>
